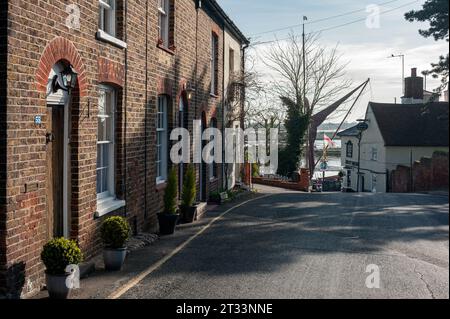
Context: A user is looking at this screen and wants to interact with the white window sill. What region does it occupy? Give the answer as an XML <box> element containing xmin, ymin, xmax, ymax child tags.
<box><xmin>96</xmin><ymin>30</ymin><xmax>127</xmax><ymax>49</ymax></box>
<box><xmin>96</xmin><ymin>197</ymin><xmax>126</xmax><ymax>218</ymax></box>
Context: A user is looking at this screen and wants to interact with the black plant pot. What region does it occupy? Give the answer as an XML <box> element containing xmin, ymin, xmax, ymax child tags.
<box><xmin>158</xmin><ymin>213</ymin><xmax>179</xmax><ymax>235</ymax></box>
<box><xmin>180</xmin><ymin>205</ymin><xmax>198</xmax><ymax>224</ymax></box>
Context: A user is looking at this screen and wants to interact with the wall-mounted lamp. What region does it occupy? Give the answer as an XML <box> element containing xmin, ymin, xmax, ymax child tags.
<box><xmin>51</xmin><ymin>65</ymin><xmax>78</xmax><ymax>93</ymax></box>
<box><xmin>356</xmin><ymin>120</ymin><xmax>369</xmax><ymax>133</ymax></box>
<box><xmin>186</xmin><ymin>84</ymin><xmax>196</xmax><ymax>100</ymax></box>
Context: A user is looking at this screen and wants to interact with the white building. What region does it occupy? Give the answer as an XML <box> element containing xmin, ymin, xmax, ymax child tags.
<box><xmin>224</xmin><ymin>26</ymin><xmax>247</xmax><ymax>189</ymax></box>
<box><xmin>338</xmin><ymin>101</ymin><xmax>449</xmax><ymax>193</ymax></box>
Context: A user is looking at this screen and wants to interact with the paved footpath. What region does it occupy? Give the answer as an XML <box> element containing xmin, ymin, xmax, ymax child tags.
<box><xmin>118</xmin><ymin>186</ymin><xmax>449</xmax><ymax>299</ymax></box>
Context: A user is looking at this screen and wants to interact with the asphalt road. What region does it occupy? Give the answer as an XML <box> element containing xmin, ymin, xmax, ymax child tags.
<box><xmin>122</xmin><ymin>186</ymin><xmax>449</xmax><ymax>299</ymax></box>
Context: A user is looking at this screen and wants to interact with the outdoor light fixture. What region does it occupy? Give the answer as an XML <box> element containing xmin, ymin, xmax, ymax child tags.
<box><xmin>51</xmin><ymin>65</ymin><xmax>78</xmax><ymax>93</ymax></box>
<box><xmin>186</xmin><ymin>84</ymin><xmax>196</xmax><ymax>100</ymax></box>
<box><xmin>356</xmin><ymin>120</ymin><xmax>369</xmax><ymax>133</ymax></box>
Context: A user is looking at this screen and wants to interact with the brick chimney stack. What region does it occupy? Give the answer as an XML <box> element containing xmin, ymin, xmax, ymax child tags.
<box><xmin>402</xmin><ymin>67</ymin><xmax>424</xmax><ymax>103</ymax></box>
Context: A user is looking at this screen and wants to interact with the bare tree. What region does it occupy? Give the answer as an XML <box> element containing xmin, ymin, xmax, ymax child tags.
<box><xmin>261</xmin><ymin>32</ymin><xmax>352</xmax><ymax>176</ymax></box>
<box><xmin>264</xmin><ymin>32</ymin><xmax>351</xmax><ymax>117</ymax></box>
<box><xmin>225</xmin><ymin>55</ymin><xmax>266</xmax><ymax>128</ymax></box>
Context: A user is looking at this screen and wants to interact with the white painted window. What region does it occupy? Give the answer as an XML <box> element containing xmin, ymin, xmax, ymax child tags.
<box><xmin>211</xmin><ymin>34</ymin><xmax>218</xmax><ymax>95</ymax></box>
<box><xmin>97</xmin><ymin>85</ymin><xmax>116</xmax><ymax>199</ymax></box>
<box><xmin>371</xmin><ymin>147</ymin><xmax>378</xmax><ymax>161</ymax></box>
<box><xmin>158</xmin><ymin>0</ymin><xmax>170</xmax><ymax>46</ymax></box>
<box><xmin>346</xmin><ymin>141</ymin><xmax>354</xmax><ymax>158</ymax></box>
<box><xmin>99</xmin><ymin>0</ymin><xmax>116</xmax><ymax>37</ymax></box>
<box><xmin>157</xmin><ymin>96</ymin><xmax>168</xmax><ymax>183</ymax></box>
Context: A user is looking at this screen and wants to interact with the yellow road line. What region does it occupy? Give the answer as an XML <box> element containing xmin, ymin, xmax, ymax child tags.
<box><xmin>108</xmin><ymin>193</ymin><xmax>274</xmax><ymax>299</ymax></box>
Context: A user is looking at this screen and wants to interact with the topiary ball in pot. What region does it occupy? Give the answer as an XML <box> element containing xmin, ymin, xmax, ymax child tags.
<box><xmin>41</xmin><ymin>238</ymin><xmax>83</xmax><ymax>299</ymax></box>
<box><xmin>100</xmin><ymin>216</ymin><xmax>131</xmax><ymax>271</ymax></box>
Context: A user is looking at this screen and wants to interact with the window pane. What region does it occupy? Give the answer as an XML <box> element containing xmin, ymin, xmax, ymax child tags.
<box><xmin>98</xmin><ymin>117</ymin><xmax>112</xmax><ymax>142</ymax></box>
<box><xmin>99</xmin><ymin>90</ymin><xmax>106</xmax><ymax>115</ymax></box>
<box><xmin>105</xmin><ymin>90</ymin><xmax>113</xmax><ymax>115</ymax></box>
<box><xmin>156</xmin><ymin>96</ymin><xmax>167</xmax><ymax>181</ymax></box>
<box><xmin>97</xmin><ymin>144</ymin><xmax>110</xmax><ymax>168</ymax></box>
<box><xmin>97</xmin><ymin>86</ymin><xmax>115</xmax><ymax>197</ymax></box>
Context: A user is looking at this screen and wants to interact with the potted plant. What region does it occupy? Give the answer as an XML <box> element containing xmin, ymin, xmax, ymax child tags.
<box><xmin>41</xmin><ymin>238</ymin><xmax>83</xmax><ymax>299</ymax></box>
<box><xmin>208</xmin><ymin>191</ymin><xmax>222</xmax><ymax>204</ymax></box>
<box><xmin>100</xmin><ymin>216</ymin><xmax>131</xmax><ymax>271</ymax></box>
<box><xmin>158</xmin><ymin>168</ymin><xmax>180</xmax><ymax>235</ymax></box>
<box><xmin>180</xmin><ymin>165</ymin><xmax>198</xmax><ymax>224</ymax></box>
<box><xmin>208</xmin><ymin>189</ymin><xmax>228</xmax><ymax>205</ymax></box>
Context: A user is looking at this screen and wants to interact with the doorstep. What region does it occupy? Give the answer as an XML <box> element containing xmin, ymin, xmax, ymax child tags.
<box><xmin>30</xmin><ymin>191</ymin><xmax>256</xmax><ymax>299</ymax></box>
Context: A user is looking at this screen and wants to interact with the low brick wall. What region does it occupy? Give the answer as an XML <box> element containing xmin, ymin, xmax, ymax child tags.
<box><xmin>390</xmin><ymin>152</ymin><xmax>449</xmax><ymax>193</ymax></box>
<box><xmin>253</xmin><ymin>177</ymin><xmax>308</xmax><ymax>192</ymax></box>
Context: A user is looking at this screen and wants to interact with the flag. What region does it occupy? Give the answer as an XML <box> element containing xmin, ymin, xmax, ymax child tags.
<box><xmin>303</xmin><ymin>16</ymin><xmax>308</xmax><ymax>21</ymax></box>
<box><xmin>324</xmin><ymin>134</ymin><xmax>336</xmax><ymax>148</ymax></box>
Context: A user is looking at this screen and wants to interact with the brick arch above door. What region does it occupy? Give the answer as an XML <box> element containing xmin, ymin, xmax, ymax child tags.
<box><xmin>35</xmin><ymin>37</ymin><xmax>88</xmax><ymax>97</ymax></box>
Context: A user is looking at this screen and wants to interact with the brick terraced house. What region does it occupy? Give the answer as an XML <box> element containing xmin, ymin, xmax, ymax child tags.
<box><xmin>0</xmin><ymin>0</ymin><xmax>249</xmax><ymax>298</ymax></box>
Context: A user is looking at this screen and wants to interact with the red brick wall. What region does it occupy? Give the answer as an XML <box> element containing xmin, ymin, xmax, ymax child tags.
<box><xmin>431</xmin><ymin>152</ymin><xmax>449</xmax><ymax>190</ymax></box>
<box><xmin>253</xmin><ymin>177</ymin><xmax>309</xmax><ymax>192</ymax></box>
<box><xmin>0</xmin><ymin>0</ymin><xmax>236</xmax><ymax>298</ymax></box>
<box><xmin>0</xmin><ymin>0</ymin><xmax>9</xmax><ymax>297</ymax></box>
<box><xmin>390</xmin><ymin>152</ymin><xmax>449</xmax><ymax>193</ymax></box>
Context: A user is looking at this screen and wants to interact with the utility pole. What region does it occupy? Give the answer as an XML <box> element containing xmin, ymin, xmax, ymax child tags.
<box><xmin>302</xmin><ymin>16</ymin><xmax>310</xmax><ymax>176</ymax></box>
<box><xmin>389</xmin><ymin>54</ymin><xmax>405</xmax><ymax>96</ymax></box>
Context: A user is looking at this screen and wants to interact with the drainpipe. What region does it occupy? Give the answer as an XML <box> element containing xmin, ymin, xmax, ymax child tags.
<box><xmin>241</xmin><ymin>42</ymin><xmax>249</xmax><ymax>186</ymax></box>
<box><xmin>195</xmin><ymin>0</ymin><xmax>200</xmax><ymax>200</ymax></box>
<box><xmin>123</xmin><ymin>0</ymin><xmax>128</xmax><ymax>214</ymax></box>
<box><xmin>144</xmin><ymin>0</ymin><xmax>149</xmax><ymax>219</ymax></box>
<box><xmin>222</xmin><ymin>26</ymin><xmax>226</xmax><ymax>191</ymax></box>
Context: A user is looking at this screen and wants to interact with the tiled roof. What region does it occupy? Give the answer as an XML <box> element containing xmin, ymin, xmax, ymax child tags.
<box><xmin>369</xmin><ymin>102</ymin><xmax>449</xmax><ymax>147</ymax></box>
<box><xmin>337</xmin><ymin>124</ymin><xmax>360</xmax><ymax>137</ymax></box>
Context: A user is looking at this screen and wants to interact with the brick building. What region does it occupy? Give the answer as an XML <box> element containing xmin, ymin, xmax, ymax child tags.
<box><xmin>0</xmin><ymin>0</ymin><xmax>249</xmax><ymax>298</ymax></box>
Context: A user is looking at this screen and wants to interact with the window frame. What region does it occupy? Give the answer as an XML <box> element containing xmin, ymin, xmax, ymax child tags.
<box><xmin>156</xmin><ymin>96</ymin><xmax>169</xmax><ymax>184</ymax></box>
<box><xmin>371</xmin><ymin>147</ymin><xmax>378</xmax><ymax>161</ymax></box>
<box><xmin>211</xmin><ymin>33</ymin><xmax>219</xmax><ymax>95</ymax></box>
<box><xmin>346</xmin><ymin>141</ymin><xmax>354</xmax><ymax>159</ymax></box>
<box><xmin>97</xmin><ymin>85</ymin><xmax>117</xmax><ymax>201</ymax></box>
<box><xmin>229</xmin><ymin>48</ymin><xmax>235</xmax><ymax>79</ymax></box>
<box><xmin>158</xmin><ymin>0</ymin><xmax>170</xmax><ymax>47</ymax></box>
<box><xmin>99</xmin><ymin>0</ymin><xmax>116</xmax><ymax>37</ymax></box>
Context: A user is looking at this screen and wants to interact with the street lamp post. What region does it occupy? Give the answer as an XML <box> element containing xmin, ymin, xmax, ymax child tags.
<box><xmin>356</xmin><ymin>120</ymin><xmax>369</xmax><ymax>192</ymax></box>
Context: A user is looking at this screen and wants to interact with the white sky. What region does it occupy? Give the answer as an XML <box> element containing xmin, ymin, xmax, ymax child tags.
<box><xmin>218</xmin><ymin>0</ymin><xmax>448</xmax><ymax>123</ymax></box>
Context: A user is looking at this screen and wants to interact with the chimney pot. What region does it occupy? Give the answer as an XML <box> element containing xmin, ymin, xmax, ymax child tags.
<box><xmin>411</xmin><ymin>68</ymin><xmax>417</xmax><ymax>77</ymax></box>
